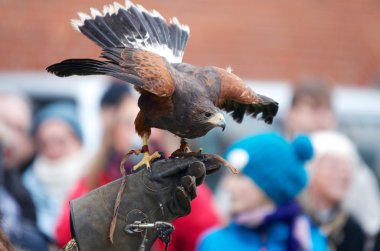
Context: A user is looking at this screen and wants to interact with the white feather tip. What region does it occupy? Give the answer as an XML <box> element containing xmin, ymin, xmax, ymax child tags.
<box><xmin>152</xmin><ymin>10</ymin><xmax>165</xmax><ymax>20</ymax></box>
<box><xmin>90</xmin><ymin>8</ymin><xmax>102</xmax><ymax>18</ymax></box>
<box><xmin>70</xmin><ymin>19</ymin><xmax>82</xmax><ymax>31</ymax></box>
<box><xmin>113</xmin><ymin>2</ymin><xmax>124</xmax><ymax>12</ymax></box>
<box><xmin>170</xmin><ymin>17</ymin><xmax>189</xmax><ymax>33</ymax></box>
<box><xmin>125</xmin><ymin>0</ymin><xmax>134</xmax><ymax>9</ymax></box>
<box><xmin>78</xmin><ymin>12</ymin><xmax>91</xmax><ymax>22</ymax></box>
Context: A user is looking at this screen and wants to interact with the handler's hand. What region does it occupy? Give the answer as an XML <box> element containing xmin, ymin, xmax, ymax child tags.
<box><xmin>69</xmin><ymin>154</ymin><xmax>222</xmax><ymax>251</ymax></box>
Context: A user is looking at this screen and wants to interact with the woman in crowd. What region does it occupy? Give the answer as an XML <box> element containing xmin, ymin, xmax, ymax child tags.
<box><xmin>301</xmin><ymin>131</ymin><xmax>365</xmax><ymax>251</ymax></box>
<box><xmin>22</xmin><ymin>102</ymin><xmax>89</xmax><ymax>243</ymax></box>
<box><xmin>54</xmin><ymin>83</ymin><xmax>140</xmax><ymax>247</ymax></box>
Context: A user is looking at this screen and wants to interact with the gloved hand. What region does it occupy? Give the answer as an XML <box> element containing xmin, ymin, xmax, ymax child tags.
<box><xmin>69</xmin><ymin>153</ymin><xmax>222</xmax><ymax>251</ymax></box>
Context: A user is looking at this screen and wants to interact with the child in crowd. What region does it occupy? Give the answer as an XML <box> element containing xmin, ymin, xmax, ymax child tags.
<box><xmin>198</xmin><ymin>132</ymin><xmax>328</xmax><ymax>251</ymax></box>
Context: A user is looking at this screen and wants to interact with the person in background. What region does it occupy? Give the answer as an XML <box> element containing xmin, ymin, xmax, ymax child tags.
<box><xmin>301</xmin><ymin>131</ymin><xmax>365</xmax><ymax>251</ymax></box>
<box><xmin>0</xmin><ymin>183</ymin><xmax>48</xmax><ymax>251</ymax></box>
<box><xmin>283</xmin><ymin>79</ymin><xmax>380</xmax><ymax>243</ymax></box>
<box><xmin>283</xmin><ymin>78</ymin><xmax>335</xmax><ymax>139</ymax></box>
<box><xmin>55</xmin><ymin>82</ymin><xmax>140</xmax><ymax>247</ymax></box>
<box><xmin>0</xmin><ymin>91</ymin><xmax>34</xmax><ymax>171</ymax></box>
<box><xmin>198</xmin><ymin>132</ymin><xmax>328</xmax><ymax>251</ymax></box>
<box><xmin>1</xmin><ymin>113</ymin><xmax>48</xmax><ymax>251</ymax></box>
<box><xmin>0</xmin><ymin>91</ymin><xmax>36</xmax><ymax>223</ymax></box>
<box><xmin>22</xmin><ymin>102</ymin><xmax>89</xmax><ymax>243</ymax></box>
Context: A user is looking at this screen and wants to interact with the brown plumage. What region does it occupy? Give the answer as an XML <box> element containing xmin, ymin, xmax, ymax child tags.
<box><xmin>47</xmin><ymin>1</ymin><xmax>278</xmax><ymax>147</ymax></box>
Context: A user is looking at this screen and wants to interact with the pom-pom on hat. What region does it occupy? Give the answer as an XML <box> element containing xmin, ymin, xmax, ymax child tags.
<box><xmin>225</xmin><ymin>132</ymin><xmax>313</xmax><ymax>205</ymax></box>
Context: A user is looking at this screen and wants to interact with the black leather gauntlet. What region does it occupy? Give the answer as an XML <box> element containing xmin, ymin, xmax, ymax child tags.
<box><xmin>69</xmin><ymin>154</ymin><xmax>221</xmax><ymax>251</ymax></box>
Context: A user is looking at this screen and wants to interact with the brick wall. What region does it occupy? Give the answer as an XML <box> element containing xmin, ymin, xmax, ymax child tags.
<box><xmin>1</xmin><ymin>0</ymin><xmax>380</xmax><ymax>86</ymax></box>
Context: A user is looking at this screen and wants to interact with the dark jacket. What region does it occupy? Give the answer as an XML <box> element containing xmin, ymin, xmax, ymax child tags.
<box><xmin>374</xmin><ymin>231</ymin><xmax>380</xmax><ymax>251</ymax></box>
<box><xmin>3</xmin><ymin>169</ymin><xmax>36</xmax><ymax>223</ymax></box>
<box><xmin>315</xmin><ymin>210</ymin><xmax>365</xmax><ymax>251</ymax></box>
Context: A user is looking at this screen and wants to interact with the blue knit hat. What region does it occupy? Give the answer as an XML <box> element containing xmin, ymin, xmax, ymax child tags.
<box><xmin>225</xmin><ymin>132</ymin><xmax>313</xmax><ymax>205</ymax></box>
<box><xmin>32</xmin><ymin>102</ymin><xmax>83</xmax><ymax>142</ymax></box>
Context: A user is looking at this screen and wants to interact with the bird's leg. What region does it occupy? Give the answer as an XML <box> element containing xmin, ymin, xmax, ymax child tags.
<box><xmin>132</xmin><ymin>133</ymin><xmax>161</xmax><ymax>172</ymax></box>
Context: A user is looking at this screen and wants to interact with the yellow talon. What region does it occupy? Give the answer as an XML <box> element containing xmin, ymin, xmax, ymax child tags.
<box><xmin>132</xmin><ymin>151</ymin><xmax>161</xmax><ymax>171</ymax></box>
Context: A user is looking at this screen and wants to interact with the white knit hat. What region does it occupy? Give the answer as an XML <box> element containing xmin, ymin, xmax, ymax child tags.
<box><xmin>310</xmin><ymin>130</ymin><xmax>358</xmax><ymax>162</ymax></box>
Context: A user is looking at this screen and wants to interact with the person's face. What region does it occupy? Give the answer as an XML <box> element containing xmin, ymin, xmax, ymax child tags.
<box><xmin>285</xmin><ymin>101</ymin><xmax>336</xmax><ymax>137</ymax></box>
<box><xmin>224</xmin><ymin>174</ymin><xmax>273</xmax><ymax>214</ymax></box>
<box><xmin>310</xmin><ymin>154</ymin><xmax>353</xmax><ymax>206</ymax></box>
<box><xmin>36</xmin><ymin>119</ymin><xmax>81</xmax><ymax>161</ymax></box>
<box><xmin>111</xmin><ymin>96</ymin><xmax>139</xmax><ymax>154</ymax></box>
<box><xmin>0</xmin><ymin>96</ymin><xmax>34</xmax><ymax>168</ymax></box>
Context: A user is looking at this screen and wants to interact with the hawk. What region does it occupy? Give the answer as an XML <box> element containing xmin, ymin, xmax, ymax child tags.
<box><xmin>47</xmin><ymin>1</ymin><xmax>279</xmax><ymax>170</ymax></box>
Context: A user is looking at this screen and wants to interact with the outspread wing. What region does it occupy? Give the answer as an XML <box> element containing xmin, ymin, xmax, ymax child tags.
<box><xmin>47</xmin><ymin>48</ymin><xmax>175</xmax><ymax>97</ymax></box>
<box><xmin>214</xmin><ymin>67</ymin><xmax>279</xmax><ymax>124</ymax></box>
<box><xmin>47</xmin><ymin>1</ymin><xmax>188</xmax><ymax>97</ymax></box>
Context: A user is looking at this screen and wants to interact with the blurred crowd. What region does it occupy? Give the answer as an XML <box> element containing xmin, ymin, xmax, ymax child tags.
<box><xmin>1</xmin><ymin>78</ymin><xmax>380</xmax><ymax>251</ymax></box>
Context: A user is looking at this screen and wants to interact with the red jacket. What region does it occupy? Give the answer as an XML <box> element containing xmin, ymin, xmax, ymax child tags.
<box><xmin>55</xmin><ymin>174</ymin><xmax>112</xmax><ymax>247</ymax></box>
<box><xmin>154</xmin><ymin>184</ymin><xmax>221</xmax><ymax>251</ymax></box>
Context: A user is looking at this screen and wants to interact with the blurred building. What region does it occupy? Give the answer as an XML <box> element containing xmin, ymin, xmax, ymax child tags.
<box><xmin>1</xmin><ymin>0</ymin><xmax>380</xmax><ymax>86</ymax></box>
<box><xmin>1</xmin><ymin>0</ymin><xmax>380</xmax><ymax>186</ymax></box>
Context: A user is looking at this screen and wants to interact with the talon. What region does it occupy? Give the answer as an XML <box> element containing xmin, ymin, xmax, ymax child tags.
<box><xmin>132</xmin><ymin>150</ymin><xmax>161</xmax><ymax>171</ymax></box>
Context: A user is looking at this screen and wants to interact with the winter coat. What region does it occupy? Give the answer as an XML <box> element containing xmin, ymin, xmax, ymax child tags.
<box><xmin>3</xmin><ymin>168</ymin><xmax>36</xmax><ymax>223</ymax></box>
<box><xmin>197</xmin><ymin>221</ymin><xmax>328</xmax><ymax>251</ymax></box>
<box><xmin>55</xmin><ymin>176</ymin><xmax>109</xmax><ymax>247</ymax></box>
<box><xmin>316</xmin><ymin>211</ymin><xmax>365</xmax><ymax>251</ymax></box>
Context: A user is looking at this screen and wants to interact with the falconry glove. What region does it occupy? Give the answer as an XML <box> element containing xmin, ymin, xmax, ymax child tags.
<box><xmin>69</xmin><ymin>154</ymin><xmax>221</xmax><ymax>251</ymax></box>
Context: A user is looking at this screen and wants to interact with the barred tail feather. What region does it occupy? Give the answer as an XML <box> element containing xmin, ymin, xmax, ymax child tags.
<box><xmin>46</xmin><ymin>59</ymin><xmax>144</xmax><ymax>86</ymax></box>
<box><xmin>71</xmin><ymin>1</ymin><xmax>190</xmax><ymax>64</ymax></box>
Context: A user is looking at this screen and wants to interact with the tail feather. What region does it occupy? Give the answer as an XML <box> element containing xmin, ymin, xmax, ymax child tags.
<box><xmin>142</xmin><ymin>11</ymin><xmax>165</xmax><ymax>45</ymax></box>
<box><xmin>77</xmin><ymin>15</ymin><xmax>118</xmax><ymax>48</ymax></box>
<box><xmin>117</xmin><ymin>7</ymin><xmax>147</xmax><ymax>42</ymax></box>
<box><xmin>93</xmin><ymin>14</ymin><xmax>123</xmax><ymax>46</ymax></box>
<box><xmin>72</xmin><ymin>1</ymin><xmax>190</xmax><ymax>64</ymax></box>
<box><xmin>46</xmin><ymin>59</ymin><xmax>144</xmax><ymax>86</ymax></box>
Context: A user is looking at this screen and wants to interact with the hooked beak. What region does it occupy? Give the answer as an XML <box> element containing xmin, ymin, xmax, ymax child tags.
<box><xmin>208</xmin><ymin>112</ymin><xmax>226</xmax><ymax>131</ymax></box>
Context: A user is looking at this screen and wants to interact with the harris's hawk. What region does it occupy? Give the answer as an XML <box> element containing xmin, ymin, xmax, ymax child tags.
<box><xmin>47</xmin><ymin>1</ymin><xmax>279</xmax><ymax>170</ymax></box>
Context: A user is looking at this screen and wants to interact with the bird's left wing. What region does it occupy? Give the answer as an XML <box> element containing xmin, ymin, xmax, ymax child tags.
<box><xmin>71</xmin><ymin>1</ymin><xmax>190</xmax><ymax>64</ymax></box>
<box><xmin>214</xmin><ymin>67</ymin><xmax>279</xmax><ymax>124</ymax></box>
<box><xmin>47</xmin><ymin>1</ymin><xmax>190</xmax><ymax>97</ymax></box>
<box><xmin>103</xmin><ymin>47</ymin><xmax>176</xmax><ymax>96</ymax></box>
<box><xmin>47</xmin><ymin>48</ymin><xmax>175</xmax><ymax>97</ymax></box>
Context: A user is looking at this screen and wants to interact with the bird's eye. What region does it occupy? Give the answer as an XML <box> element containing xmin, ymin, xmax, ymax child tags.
<box><xmin>204</xmin><ymin>112</ymin><xmax>212</xmax><ymax>118</ymax></box>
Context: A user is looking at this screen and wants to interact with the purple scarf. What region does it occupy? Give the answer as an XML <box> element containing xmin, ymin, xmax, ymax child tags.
<box><xmin>233</xmin><ymin>201</ymin><xmax>311</xmax><ymax>251</ymax></box>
